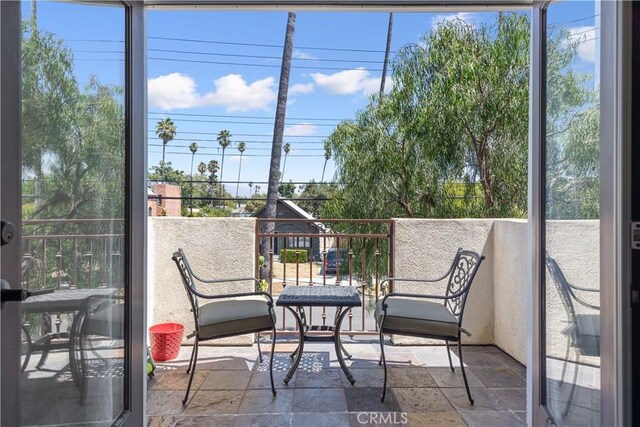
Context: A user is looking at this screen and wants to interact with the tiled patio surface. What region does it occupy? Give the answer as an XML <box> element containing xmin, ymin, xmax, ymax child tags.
<box><xmin>147</xmin><ymin>340</ymin><xmax>527</xmax><ymax>427</ymax></box>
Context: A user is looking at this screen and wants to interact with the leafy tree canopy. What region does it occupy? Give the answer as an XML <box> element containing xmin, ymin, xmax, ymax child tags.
<box><xmin>326</xmin><ymin>13</ymin><xmax>595</xmax><ymax>220</ymax></box>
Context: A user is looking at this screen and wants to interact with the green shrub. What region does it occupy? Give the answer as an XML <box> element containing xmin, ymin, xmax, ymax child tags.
<box><xmin>280</xmin><ymin>248</ymin><xmax>308</xmax><ymax>263</ymax></box>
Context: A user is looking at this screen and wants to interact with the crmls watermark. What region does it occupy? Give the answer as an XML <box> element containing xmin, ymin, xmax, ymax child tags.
<box><xmin>356</xmin><ymin>412</ymin><xmax>408</xmax><ymax>425</ymax></box>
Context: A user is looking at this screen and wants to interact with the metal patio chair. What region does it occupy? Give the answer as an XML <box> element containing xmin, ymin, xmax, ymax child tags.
<box><xmin>376</xmin><ymin>248</ymin><xmax>485</xmax><ymax>404</ymax></box>
<box><xmin>172</xmin><ymin>248</ymin><xmax>277</xmax><ymax>405</ymax></box>
<box><xmin>545</xmin><ymin>253</ymin><xmax>599</xmax><ymax>417</ymax></box>
<box><xmin>70</xmin><ymin>293</ymin><xmax>125</xmax><ymax>405</ymax></box>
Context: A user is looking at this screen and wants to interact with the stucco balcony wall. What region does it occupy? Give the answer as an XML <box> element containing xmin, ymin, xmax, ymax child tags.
<box><xmin>148</xmin><ymin>217</ymin><xmax>257</xmax><ymax>345</ymax></box>
<box><xmin>147</xmin><ymin>217</ymin><xmax>599</xmax><ymax>363</ymax></box>
<box><xmin>392</xmin><ymin>218</ymin><xmax>599</xmax><ymax>366</ymax></box>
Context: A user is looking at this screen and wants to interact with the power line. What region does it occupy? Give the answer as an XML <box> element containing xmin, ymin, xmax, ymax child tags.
<box><xmin>74</xmin><ymin>48</ymin><xmax>384</xmax><ymax>65</ymax></box>
<box><xmin>150</xmin><ymin>131</ymin><xmax>329</xmax><ymax>138</ymax></box>
<box><xmin>149</xmin><ymin>35</ymin><xmax>395</xmax><ymax>54</ymax></box>
<box><xmin>65</xmin><ymin>36</ymin><xmax>395</xmax><ymax>54</ymax></box>
<box><xmin>149</xmin><ymin>150</ymin><xmax>326</xmax><ymax>158</ymax></box>
<box><xmin>549</xmin><ymin>13</ymin><xmax>600</xmax><ymax>28</ymax></box>
<box><xmin>148</xmin><ymin>137</ymin><xmax>326</xmax><ymax>144</ymax></box>
<box><xmin>147</xmin><ymin>117</ymin><xmax>339</xmax><ymax>127</ymax></box>
<box><xmin>149</xmin><ymin>143</ymin><xmax>324</xmax><ymax>151</ymax></box>
<box><xmin>149</xmin><ymin>111</ymin><xmax>344</xmax><ymax>122</ymax></box>
<box><xmin>148</xmin><ymin>132</ymin><xmax>330</xmax><ymax>140</ymax></box>
<box><xmin>147</xmin><ymin>56</ymin><xmax>383</xmax><ymax>72</ymax></box>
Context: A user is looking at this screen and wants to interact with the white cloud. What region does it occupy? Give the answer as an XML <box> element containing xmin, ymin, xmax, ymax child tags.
<box><xmin>148</xmin><ymin>73</ymin><xmax>199</xmax><ymax>110</ymax></box>
<box><xmin>229</xmin><ymin>155</ymin><xmax>249</xmax><ymax>164</ymax></box>
<box><xmin>309</xmin><ymin>68</ymin><xmax>385</xmax><ymax>96</ymax></box>
<box><xmin>293</xmin><ymin>50</ymin><xmax>318</xmax><ymax>60</ymax></box>
<box><xmin>568</xmin><ymin>26</ymin><xmax>597</xmax><ymax>63</ymax></box>
<box><xmin>290</xmin><ymin>83</ymin><xmax>315</xmax><ymax>94</ymax></box>
<box><xmin>148</xmin><ymin>72</ymin><xmax>277</xmax><ymax>112</ymax></box>
<box><xmin>284</xmin><ymin>123</ymin><xmax>317</xmax><ymax>137</ymax></box>
<box><xmin>431</xmin><ymin>12</ymin><xmax>478</xmax><ymax>28</ymax></box>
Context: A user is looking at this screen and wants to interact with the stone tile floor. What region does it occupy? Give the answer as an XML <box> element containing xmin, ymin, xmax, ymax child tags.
<box><xmin>147</xmin><ymin>340</ymin><xmax>527</xmax><ymax>427</ymax></box>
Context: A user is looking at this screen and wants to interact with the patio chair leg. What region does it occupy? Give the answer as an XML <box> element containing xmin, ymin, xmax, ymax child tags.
<box><xmin>379</xmin><ymin>330</ymin><xmax>388</xmax><ymax>402</ymax></box>
<box><xmin>560</xmin><ymin>340</ymin><xmax>571</xmax><ymax>385</ymax></box>
<box><xmin>289</xmin><ymin>346</ymin><xmax>299</xmax><ymax>359</ymax></box>
<box><xmin>183</xmin><ymin>339</ymin><xmax>199</xmax><ymax>406</ymax></box>
<box><xmin>257</xmin><ymin>332</ymin><xmax>263</xmax><ymax>364</ymax></box>
<box><xmin>270</xmin><ymin>328</ymin><xmax>277</xmax><ymax>396</ymax></box>
<box><xmin>186</xmin><ymin>341</ymin><xmax>196</xmax><ymax>374</ymax></box>
<box><xmin>457</xmin><ymin>340</ymin><xmax>474</xmax><ymax>405</ymax></box>
<box><xmin>446</xmin><ymin>340</ymin><xmax>455</xmax><ymax>373</ymax></box>
<box><xmin>562</xmin><ymin>351</ymin><xmax>580</xmax><ymax>418</ymax></box>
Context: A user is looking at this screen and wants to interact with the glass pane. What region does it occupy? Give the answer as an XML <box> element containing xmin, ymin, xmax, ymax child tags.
<box><xmin>19</xmin><ymin>1</ymin><xmax>126</xmax><ymax>425</ymax></box>
<box><xmin>544</xmin><ymin>1</ymin><xmax>600</xmax><ymax>425</ymax></box>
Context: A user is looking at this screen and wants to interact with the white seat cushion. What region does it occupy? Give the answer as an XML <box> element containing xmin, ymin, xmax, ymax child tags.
<box><xmin>198</xmin><ymin>295</ymin><xmax>275</xmax><ymax>339</ymax></box>
<box><xmin>375</xmin><ymin>297</ymin><xmax>461</xmax><ymax>339</ymax></box>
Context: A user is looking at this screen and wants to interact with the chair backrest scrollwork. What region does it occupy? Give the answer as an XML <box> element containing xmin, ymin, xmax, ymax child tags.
<box><xmin>172</xmin><ymin>248</ymin><xmax>200</xmax><ymax>325</ymax></box>
<box><xmin>445</xmin><ymin>249</ymin><xmax>484</xmax><ymax>322</ymax></box>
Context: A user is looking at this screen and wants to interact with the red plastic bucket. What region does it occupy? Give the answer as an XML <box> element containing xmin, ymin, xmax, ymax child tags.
<box><xmin>149</xmin><ymin>323</ymin><xmax>184</xmax><ymax>361</ymax></box>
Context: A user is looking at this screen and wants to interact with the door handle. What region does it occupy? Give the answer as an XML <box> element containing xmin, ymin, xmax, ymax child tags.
<box><xmin>1</xmin><ymin>219</ymin><xmax>16</xmax><ymax>246</ymax></box>
<box><xmin>0</xmin><ymin>279</ymin><xmax>54</xmax><ymax>303</ymax></box>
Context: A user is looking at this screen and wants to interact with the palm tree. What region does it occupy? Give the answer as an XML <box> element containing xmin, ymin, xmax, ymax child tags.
<box><xmin>235</xmin><ymin>142</ymin><xmax>247</xmax><ymax>203</ymax></box>
<box><xmin>379</xmin><ymin>13</ymin><xmax>393</xmax><ymax>98</ymax></box>
<box><xmin>248</xmin><ymin>181</ymin><xmax>253</xmax><ymax>195</ymax></box>
<box><xmin>216</xmin><ymin>129</ymin><xmax>232</xmax><ymax>204</ymax></box>
<box><xmin>281</xmin><ymin>143</ymin><xmax>291</xmax><ymax>182</ymax></box>
<box><xmin>155</xmin><ymin>118</ymin><xmax>177</xmax><ymax>182</ymax></box>
<box><xmin>207</xmin><ymin>160</ymin><xmax>219</xmax><ymax>207</ymax></box>
<box><xmin>262</xmin><ymin>12</ymin><xmax>296</xmax><ymax>280</ymax></box>
<box><xmin>189</xmin><ymin>142</ymin><xmax>198</xmax><ymax>216</ymax></box>
<box><xmin>197</xmin><ymin>161</ymin><xmax>207</xmax><ymax>175</ymax></box>
<box><xmin>255</xmin><ymin>185</ymin><xmax>261</xmax><ymax>196</ymax></box>
<box><xmin>321</xmin><ymin>142</ymin><xmax>331</xmax><ymax>182</ymax></box>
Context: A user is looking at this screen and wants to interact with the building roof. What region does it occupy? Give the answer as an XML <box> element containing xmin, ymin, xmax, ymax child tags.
<box><xmin>253</xmin><ymin>199</ymin><xmax>329</xmax><ymax>233</ymax></box>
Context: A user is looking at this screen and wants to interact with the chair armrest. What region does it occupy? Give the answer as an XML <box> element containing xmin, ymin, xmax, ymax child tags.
<box><xmin>380</xmin><ymin>275</ymin><xmax>450</xmax><ymax>295</ymax></box>
<box><xmin>380</xmin><ymin>289</ymin><xmax>466</xmax><ymax>309</ymax></box>
<box><xmin>566</xmin><ymin>282</ymin><xmax>599</xmax><ymax>293</ymax></box>
<box><xmin>189</xmin><ymin>289</ymin><xmax>274</xmax><ymax>306</ymax></box>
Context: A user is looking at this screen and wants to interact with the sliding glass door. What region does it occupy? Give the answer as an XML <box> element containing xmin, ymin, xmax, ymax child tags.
<box><xmin>1</xmin><ymin>1</ymin><xmax>146</xmax><ymax>425</ymax></box>
<box><xmin>541</xmin><ymin>1</ymin><xmax>601</xmax><ymax>425</ymax></box>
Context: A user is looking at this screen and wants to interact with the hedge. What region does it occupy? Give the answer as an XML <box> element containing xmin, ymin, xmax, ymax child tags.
<box><xmin>280</xmin><ymin>248</ymin><xmax>309</xmax><ymax>263</ymax></box>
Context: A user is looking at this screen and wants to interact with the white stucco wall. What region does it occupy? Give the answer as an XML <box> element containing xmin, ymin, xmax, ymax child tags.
<box><xmin>391</xmin><ymin>219</ymin><xmax>599</xmax><ymax>366</ymax></box>
<box><xmin>146</xmin><ymin>217</ymin><xmax>600</xmax><ymax>363</ymax></box>
<box><xmin>544</xmin><ymin>220</ymin><xmax>600</xmax><ymax>364</ymax></box>
<box><xmin>493</xmin><ymin>220</ymin><xmax>528</xmax><ymax>364</ymax></box>
<box><xmin>148</xmin><ymin>217</ymin><xmax>256</xmax><ymax>345</ymax></box>
<box><xmin>392</xmin><ymin>219</ymin><xmax>495</xmax><ymax>346</ymax></box>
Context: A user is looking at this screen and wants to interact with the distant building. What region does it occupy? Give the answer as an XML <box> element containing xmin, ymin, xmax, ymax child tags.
<box><xmin>253</xmin><ymin>199</ymin><xmax>328</xmax><ymax>260</ymax></box>
<box><xmin>148</xmin><ymin>183</ymin><xmax>182</xmax><ymax>216</ymax></box>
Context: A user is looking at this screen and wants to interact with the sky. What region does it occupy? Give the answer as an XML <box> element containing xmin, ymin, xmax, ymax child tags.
<box><xmin>23</xmin><ymin>1</ymin><xmax>598</xmax><ymax>199</ymax></box>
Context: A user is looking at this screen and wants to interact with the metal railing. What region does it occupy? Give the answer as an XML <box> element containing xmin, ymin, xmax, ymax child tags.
<box><xmin>22</xmin><ymin>219</ymin><xmax>125</xmax><ymax>291</ymax></box>
<box><xmin>21</xmin><ymin>219</ymin><xmax>125</xmax><ymax>338</ymax></box>
<box><xmin>255</xmin><ymin>218</ymin><xmax>394</xmax><ymax>336</ymax></box>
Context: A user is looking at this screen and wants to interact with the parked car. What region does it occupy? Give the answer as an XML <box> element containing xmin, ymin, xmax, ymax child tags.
<box><xmin>324</xmin><ymin>248</ymin><xmax>348</xmax><ymax>274</ymax></box>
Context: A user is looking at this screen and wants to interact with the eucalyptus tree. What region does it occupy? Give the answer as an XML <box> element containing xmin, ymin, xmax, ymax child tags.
<box><xmin>262</xmin><ymin>11</ymin><xmax>296</xmax><ymax>279</ymax></box>
<box><xmin>327</xmin><ymin>13</ymin><xmax>589</xmax><ymax>220</ymax></box>
<box><xmin>235</xmin><ymin>141</ymin><xmax>247</xmax><ymax>202</ymax></box>
<box><xmin>189</xmin><ymin>142</ymin><xmax>198</xmax><ymax>215</ymax></box>
<box><xmin>155</xmin><ymin>118</ymin><xmax>177</xmax><ymax>182</ymax></box>
<box><xmin>22</xmin><ymin>22</ymin><xmax>125</xmax><ymax>220</ymax></box>
<box><xmin>281</xmin><ymin>143</ymin><xmax>291</xmax><ymax>182</ymax></box>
